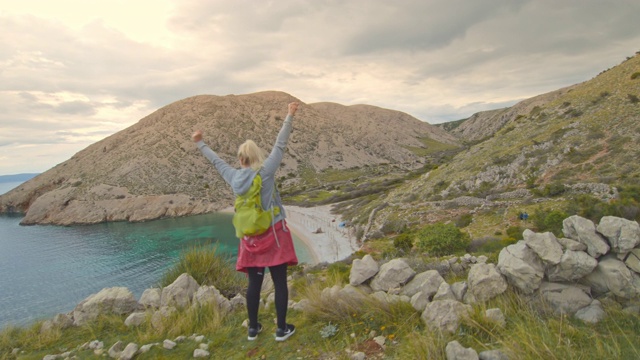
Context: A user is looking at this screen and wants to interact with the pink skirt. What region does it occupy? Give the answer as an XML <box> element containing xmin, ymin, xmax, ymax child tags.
<box><xmin>236</xmin><ymin>220</ymin><xmax>298</xmax><ymax>272</ymax></box>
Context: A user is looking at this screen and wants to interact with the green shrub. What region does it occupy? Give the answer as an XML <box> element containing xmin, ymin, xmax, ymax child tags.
<box><xmin>455</xmin><ymin>213</ymin><xmax>473</xmax><ymax>228</ymax></box>
<box><xmin>532</xmin><ymin>209</ymin><xmax>568</xmax><ymax>236</ymax></box>
<box><xmin>416</xmin><ymin>222</ymin><xmax>470</xmax><ymax>256</ymax></box>
<box><xmin>628</xmin><ymin>94</ymin><xmax>639</xmax><ymax>104</ymax></box>
<box><xmin>631</xmin><ymin>72</ymin><xmax>640</xmax><ymax>80</ymax></box>
<box><xmin>543</xmin><ymin>182</ymin><xmax>566</xmax><ymax>197</ymax></box>
<box><xmin>161</xmin><ymin>244</ymin><xmax>244</xmax><ymax>298</ymax></box>
<box><xmin>393</xmin><ymin>233</ymin><xmax>414</xmax><ymax>253</ymax></box>
<box><xmin>506</xmin><ymin>225</ymin><xmax>525</xmax><ymax>240</ymax></box>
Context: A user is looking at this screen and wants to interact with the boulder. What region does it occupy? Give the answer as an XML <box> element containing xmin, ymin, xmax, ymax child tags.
<box><xmin>338</xmin><ymin>284</ymin><xmax>370</xmax><ymax>304</ymax></box>
<box><xmin>562</xmin><ymin>215</ymin><xmax>609</xmax><ymax>258</ymax></box>
<box><xmin>539</xmin><ymin>282</ymin><xmax>592</xmax><ymax>315</ymax></box>
<box><xmin>451</xmin><ymin>281</ymin><xmax>468</xmax><ymax>302</ymax></box>
<box><xmin>523</xmin><ymin>230</ymin><xmax>563</xmax><ymax>265</ymax></box>
<box><xmin>151</xmin><ymin>306</ymin><xmax>176</xmax><ymax>330</ymax></box>
<box><xmin>421</xmin><ymin>300</ymin><xmax>472</xmax><ymax>333</ymax></box>
<box><xmin>467</xmin><ymin>263</ymin><xmax>507</xmax><ymax>302</ymax></box>
<box><xmin>597</xmin><ymin>216</ymin><xmax>640</xmax><ymax>257</ymax></box>
<box><xmin>410</xmin><ymin>291</ymin><xmax>431</xmax><ymax>312</ymax></box>
<box><xmin>161</xmin><ymin>273</ymin><xmax>200</xmax><ymax>309</ymax></box>
<box><xmin>349</xmin><ymin>255</ymin><xmax>380</xmax><ymax>286</ymax></box>
<box><xmin>557</xmin><ymin>237</ymin><xmax>588</xmax><ymax>251</ymax></box>
<box><xmin>370</xmin><ymin>291</ymin><xmax>409</xmax><ymax>305</ymax></box>
<box><xmin>625</xmin><ymin>249</ymin><xmax>640</xmax><ymax>273</ymax></box>
<box><xmin>433</xmin><ymin>282</ymin><xmax>456</xmax><ymax>301</ymax></box>
<box><xmin>124</xmin><ymin>311</ymin><xmax>147</xmax><ymax>327</ymax></box>
<box><xmin>546</xmin><ymin>250</ymin><xmax>598</xmax><ymax>282</ymax></box>
<box><xmin>446</xmin><ymin>340</ymin><xmax>479</xmax><ymax>360</ymax></box>
<box><xmin>120</xmin><ymin>343</ymin><xmax>139</xmax><ymax>360</ymax></box>
<box><xmin>139</xmin><ymin>288</ymin><xmax>161</xmax><ymax>308</ymax></box>
<box><xmin>370</xmin><ymin>259</ymin><xmax>415</xmax><ymax>292</ymax></box>
<box><xmin>108</xmin><ymin>341</ymin><xmax>125</xmax><ymax>359</ymax></box>
<box><xmin>485</xmin><ymin>308</ymin><xmax>506</xmax><ymax>328</ymax></box>
<box><xmin>574</xmin><ymin>300</ymin><xmax>606</xmax><ymax>324</ymax></box>
<box><xmin>497</xmin><ymin>242</ymin><xmax>544</xmax><ymax>294</ymax></box>
<box><xmin>400</xmin><ymin>270</ymin><xmax>445</xmax><ymax>298</ymax></box>
<box><xmin>582</xmin><ymin>254</ymin><xmax>640</xmax><ymax>299</ymax></box>
<box><xmin>194</xmin><ymin>349</ymin><xmax>210</xmax><ymax>358</ymax></box>
<box><xmin>73</xmin><ymin>287</ymin><xmax>139</xmax><ymax>326</ymax></box>
<box><xmin>193</xmin><ymin>285</ymin><xmax>231</xmax><ymax>314</ymax></box>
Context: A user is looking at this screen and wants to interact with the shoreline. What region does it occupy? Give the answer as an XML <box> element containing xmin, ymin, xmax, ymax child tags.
<box><xmin>220</xmin><ymin>205</ymin><xmax>358</xmax><ymax>264</ymax></box>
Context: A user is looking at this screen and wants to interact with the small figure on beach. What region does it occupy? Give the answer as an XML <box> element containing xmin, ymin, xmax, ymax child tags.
<box><xmin>192</xmin><ymin>101</ymin><xmax>300</xmax><ymax>342</ymax></box>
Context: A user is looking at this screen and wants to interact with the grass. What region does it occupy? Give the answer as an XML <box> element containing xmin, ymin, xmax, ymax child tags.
<box><xmin>2</xmin><ymin>246</ymin><xmax>640</xmax><ymax>360</ymax></box>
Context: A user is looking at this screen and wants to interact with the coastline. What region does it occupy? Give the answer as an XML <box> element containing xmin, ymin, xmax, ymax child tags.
<box><xmin>220</xmin><ymin>205</ymin><xmax>358</xmax><ymax>264</ymax></box>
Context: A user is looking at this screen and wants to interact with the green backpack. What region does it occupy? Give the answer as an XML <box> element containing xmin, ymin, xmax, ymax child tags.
<box><xmin>232</xmin><ymin>174</ymin><xmax>280</xmax><ymax>238</ymax></box>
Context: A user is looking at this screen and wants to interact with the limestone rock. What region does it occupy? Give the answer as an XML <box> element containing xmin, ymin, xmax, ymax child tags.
<box><xmin>410</xmin><ymin>291</ymin><xmax>431</xmax><ymax>312</ymax></box>
<box><xmin>433</xmin><ymin>282</ymin><xmax>456</xmax><ymax>301</ymax></box>
<box><xmin>73</xmin><ymin>287</ymin><xmax>138</xmax><ymax>326</ymax></box>
<box><xmin>370</xmin><ymin>259</ymin><xmax>415</xmax><ymax>292</ymax></box>
<box><xmin>583</xmin><ymin>254</ymin><xmax>640</xmax><ymax>299</ymax></box>
<box><xmin>557</xmin><ymin>237</ymin><xmax>588</xmax><ymax>251</ymax></box>
<box><xmin>194</xmin><ymin>348</ymin><xmax>210</xmax><ymax>358</ymax></box>
<box><xmin>400</xmin><ymin>270</ymin><xmax>445</xmax><ymax>298</ymax></box>
<box><xmin>124</xmin><ymin>311</ymin><xmax>147</xmax><ymax>327</ymax></box>
<box><xmin>625</xmin><ymin>249</ymin><xmax>640</xmax><ymax>273</ymax></box>
<box><xmin>574</xmin><ymin>301</ymin><xmax>606</xmax><ymax>324</ymax></box>
<box><xmin>546</xmin><ymin>250</ymin><xmax>598</xmax><ymax>282</ymax></box>
<box><xmin>108</xmin><ymin>340</ymin><xmax>124</xmax><ymax>358</ymax></box>
<box><xmin>523</xmin><ymin>230</ymin><xmax>563</xmax><ymax>265</ymax></box>
<box><xmin>451</xmin><ymin>281</ymin><xmax>468</xmax><ymax>302</ymax></box>
<box><xmin>139</xmin><ymin>288</ymin><xmax>161</xmax><ymax>308</ymax></box>
<box><xmin>120</xmin><ymin>343</ymin><xmax>139</xmax><ymax>360</ymax></box>
<box><xmin>161</xmin><ymin>273</ymin><xmax>200</xmax><ymax>309</ymax></box>
<box><xmin>485</xmin><ymin>308</ymin><xmax>506</xmax><ymax>328</ymax></box>
<box><xmin>563</xmin><ymin>215</ymin><xmax>609</xmax><ymax>258</ymax></box>
<box><xmin>163</xmin><ymin>339</ymin><xmax>177</xmax><ymax>350</ymax></box>
<box><xmin>349</xmin><ymin>255</ymin><xmax>379</xmax><ymax>286</ymax></box>
<box><xmin>539</xmin><ymin>282</ymin><xmax>592</xmax><ymax>315</ymax></box>
<box><xmin>421</xmin><ymin>300</ymin><xmax>472</xmax><ymax>333</ymax></box>
<box><xmin>445</xmin><ymin>340</ymin><xmax>479</xmax><ymax>360</ymax></box>
<box><xmin>467</xmin><ymin>263</ymin><xmax>507</xmax><ymax>302</ymax></box>
<box><xmin>151</xmin><ymin>306</ymin><xmax>176</xmax><ymax>330</ymax></box>
<box><xmin>497</xmin><ymin>242</ymin><xmax>544</xmax><ymax>294</ymax></box>
<box><xmin>193</xmin><ymin>285</ymin><xmax>231</xmax><ymax>314</ymax></box>
<box><xmin>597</xmin><ymin>216</ymin><xmax>640</xmax><ymax>257</ymax></box>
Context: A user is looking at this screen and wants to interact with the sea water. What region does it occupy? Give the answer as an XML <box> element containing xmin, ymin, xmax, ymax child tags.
<box><xmin>0</xmin><ymin>184</ymin><xmax>312</xmax><ymax>329</ymax></box>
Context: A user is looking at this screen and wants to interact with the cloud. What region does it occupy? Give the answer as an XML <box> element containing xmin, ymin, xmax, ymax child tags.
<box><xmin>1</xmin><ymin>0</ymin><xmax>640</xmax><ymax>174</ymax></box>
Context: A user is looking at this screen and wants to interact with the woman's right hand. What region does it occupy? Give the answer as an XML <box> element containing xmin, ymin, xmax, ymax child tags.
<box><xmin>288</xmin><ymin>102</ymin><xmax>299</xmax><ymax>116</ymax></box>
<box><xmin>191</xmin><ymin>130</ymin><xmax>203</xmax><ymax>142</ymax></box>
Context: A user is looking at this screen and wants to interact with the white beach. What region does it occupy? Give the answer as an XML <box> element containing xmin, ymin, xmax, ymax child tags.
<box><xmin>222</xmin><ymin>204</ymin><xmax>359</xmax><ymax>264</ymax></box>
<box><xmin>284</xmin><ymin>205</ymin><xmax>359</xmax><ymax>264</ymax></box>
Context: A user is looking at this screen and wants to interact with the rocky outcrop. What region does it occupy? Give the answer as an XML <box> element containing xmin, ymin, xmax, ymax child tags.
<box><xmin>72</xmin><ymin>287</ymin><xmax>139</xmax><ymax>326</ymax></box>
<box><xmin>0</xmin><ymin>91</ymin><xmax>458</xmax><ymax>225</ymax></box>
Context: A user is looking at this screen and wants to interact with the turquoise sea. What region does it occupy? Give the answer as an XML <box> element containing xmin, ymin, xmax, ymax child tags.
<box><xmin>0</xmin><ymin>182</ymin><xmax>312</xmax><ymax>329</ymax></box>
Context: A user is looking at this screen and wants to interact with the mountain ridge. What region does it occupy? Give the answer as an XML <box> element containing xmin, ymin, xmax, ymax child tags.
<box><xmin>0</xmin><ymin>91</ymin><xmax>457</xmax><ymax>225</ymax></box>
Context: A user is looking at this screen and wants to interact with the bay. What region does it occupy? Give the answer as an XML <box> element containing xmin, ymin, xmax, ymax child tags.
<box><xmin>0</xmin><ymin>211</ymin><xmax>312</xmax><ymax>329</ymax></box>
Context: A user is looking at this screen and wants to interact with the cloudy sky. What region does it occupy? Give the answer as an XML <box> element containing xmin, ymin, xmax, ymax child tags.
<box><xmin>1</xmin><ymin>0</ymin><xmax>639</xmax><ymax>175</ymax></box>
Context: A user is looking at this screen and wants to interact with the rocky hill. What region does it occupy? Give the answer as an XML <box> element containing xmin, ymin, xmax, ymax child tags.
<box><xmin>360</xmin><ymin>53</ymin><xmax>640</xmax><ymax>238</ymax></box>
<box><xmin>0</xmin><ymin>91</ymin><xmax>458</xmax><ymax>225</ymax></box>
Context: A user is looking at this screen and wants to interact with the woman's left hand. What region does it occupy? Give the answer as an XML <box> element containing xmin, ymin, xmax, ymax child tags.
<box><xmin>191</xmin><ymin>130</ymin><xmax>203</xmax><ymax>142</ymax></box>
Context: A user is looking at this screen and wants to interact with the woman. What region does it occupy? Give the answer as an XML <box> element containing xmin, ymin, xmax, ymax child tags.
<box><xmin>191</xmin><ymin>101</ymin><xmax>299</xmax><ymax>342</ymax></box>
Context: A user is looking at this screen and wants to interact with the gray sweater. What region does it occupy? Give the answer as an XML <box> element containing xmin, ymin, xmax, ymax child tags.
<box><xmin>196</xmin><ymin>114</ymin><xmax>293</xmax><ymax>222</ymax></box>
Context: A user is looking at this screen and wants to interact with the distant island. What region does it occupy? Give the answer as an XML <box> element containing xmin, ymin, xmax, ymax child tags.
<box><xmin>0</xmin><ymin>173</ymin><xmax>39</xmax><ymax>183</ymax></box>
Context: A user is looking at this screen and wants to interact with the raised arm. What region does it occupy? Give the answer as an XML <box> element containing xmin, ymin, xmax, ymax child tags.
<box><xmin>261</xmin><ymin>102</ymin><xmax>298</xmax><ymax>175</ymax></box>
<box><xmin>192</xmin><ymin>130</ymin><xmax>238</xmax><ymax>185</ymax></box>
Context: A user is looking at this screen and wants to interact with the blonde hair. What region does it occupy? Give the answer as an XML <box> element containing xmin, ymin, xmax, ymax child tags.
<box><xmin>237</xmin><ymin>140</ymin><xmax>265</xmax><ymax>170</ymax></box>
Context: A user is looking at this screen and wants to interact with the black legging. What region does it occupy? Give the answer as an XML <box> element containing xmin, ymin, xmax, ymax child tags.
<box><xmin>246</xmin><ymin>263</ymin><xmax>289</xmax><ymax>330</ymax></box>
